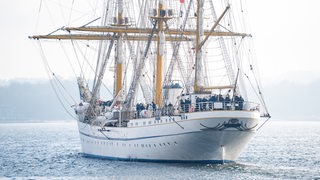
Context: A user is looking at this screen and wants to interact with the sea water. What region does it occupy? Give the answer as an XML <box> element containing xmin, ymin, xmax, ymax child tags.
<box><xmin>0</xmin><ymin>120</ymin><xmax>319</xmax><ymax>179</ymax></box>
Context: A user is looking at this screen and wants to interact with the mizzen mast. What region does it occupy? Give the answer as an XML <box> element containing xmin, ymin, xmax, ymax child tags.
<box><xmin>194</xmin><ymin>0</ymin><xmax>204</xmax><ymax>92</ymax></box>
<box><xmin>153</xmin><ymin>0</ymin><xmax>166</xmax><ymax>107</ymax></box>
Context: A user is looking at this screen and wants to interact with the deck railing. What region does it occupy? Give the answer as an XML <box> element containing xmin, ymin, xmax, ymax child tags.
<box><xmin>99</xmin><ymin>101</ymin><xmax>259</xmax><ymax>121</ymax></box>
<box><xmin>179</xmin><ymin>101</ymin><xmax>259</xmax><ymax>113</ymax></box>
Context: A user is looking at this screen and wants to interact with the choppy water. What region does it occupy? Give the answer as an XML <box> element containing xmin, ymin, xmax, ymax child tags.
<box><xmin>0</xmin><ymin>120</ymin><xmax>319</xmax><ymax>179</ymax></box>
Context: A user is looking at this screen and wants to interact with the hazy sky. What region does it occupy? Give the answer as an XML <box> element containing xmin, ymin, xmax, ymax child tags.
<box><xmin>1</xmin><ymin>0</ymin><xmax>320</xmax><ymax>86</ymax></box>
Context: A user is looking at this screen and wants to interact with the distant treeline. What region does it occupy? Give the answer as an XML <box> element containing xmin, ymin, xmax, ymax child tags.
<box><xmin>0</xmin><ymin>79</ymin><xmax>77</xmax><ymax>121</ymax></box>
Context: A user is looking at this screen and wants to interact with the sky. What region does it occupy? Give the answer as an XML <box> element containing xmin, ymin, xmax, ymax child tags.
<box><xmin>1</xmin><ymin>0</ymin><xmax>320</xmax><ymax>85</ymax></box>
<box><xmin>246</xmin><ymin>0</ymin><xmax>320</xmax><ymax>85</ymax></box>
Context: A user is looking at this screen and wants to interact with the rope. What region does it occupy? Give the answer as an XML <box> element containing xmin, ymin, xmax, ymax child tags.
<box><xmin>257</xmin><ymin>116</ymin><xmax>271</xmax><ymax>131</ymax></box>
<box><xmin>71</xmin><ymin>40</ymin><xmax>85</xmax><ymax>77</ymax></box>
<box><xmin>73</xmin><ymin>41</ymin><xmax>113</xmax><ymax>97</ymax></box>
<box><xmin>38</xmin><ymin>0</ymin><xmax>42</xmax><ymax>13</ymax></box>
<box><xmin>244</xmin><ymin>73</ymin><xmax>270</xmax><ymax>117</ymax></box>
<box><xmin>34</xmin><ymin>0</ymin><xmax>43</xmax><ymax>34</ymax></box>
<box><xmin>52</xmin><ymin>73</ymin><xmax>77</xmax><ymax>104</ymax></box>
<box><xmin>59</xmin><ymin>42</ymin><xmax>77</xmax><ymax>77</ymax></box>
<box><xmin>36</xmin><ymin>41</ymin><xmax>77</xmax><ymax>120</ymax></box>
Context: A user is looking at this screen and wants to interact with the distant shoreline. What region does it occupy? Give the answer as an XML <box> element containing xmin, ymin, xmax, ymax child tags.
<box><xmin>0</xmin><ymin>119</ymin><xmax>75</xmax><ymax>124</ymax></box>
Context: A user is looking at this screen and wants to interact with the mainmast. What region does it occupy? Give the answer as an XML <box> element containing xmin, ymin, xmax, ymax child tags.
<box><xmin>155</xmin><ymin>0</ymin><xmax>165</xmax><ymax>107</ymax></box>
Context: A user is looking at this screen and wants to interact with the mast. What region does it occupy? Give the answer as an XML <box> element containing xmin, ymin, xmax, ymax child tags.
<box><xmin>115</xmin><ymin>0</ymin><xmax>124</xmax><ymax>101</ymax></box>
<box><xmin>194</xmin><ymin>2</ymin><xmax>234</xmax><ymax>92</ymax></box>
<box><xmin>194</xmin><ymin>0</ymin><xmax>204</xmax><ymax>92</ymax></box>
<box><xmin>155</xmin><ymin>0</ymin><xmax>165</xmax><ymax>107</ymax></box>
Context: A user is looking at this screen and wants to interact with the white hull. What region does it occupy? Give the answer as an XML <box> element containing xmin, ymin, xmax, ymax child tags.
<box><xmin>77</xmin><ymin>110</ymin><xmax>260</xmax><ymax>163</ymax></box>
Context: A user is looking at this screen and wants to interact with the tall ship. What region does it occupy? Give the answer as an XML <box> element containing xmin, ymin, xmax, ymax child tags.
<box><xmin>30</xmin><ymin>0</ymin><xmax>270</xmax><ymax>163</ymax></box>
